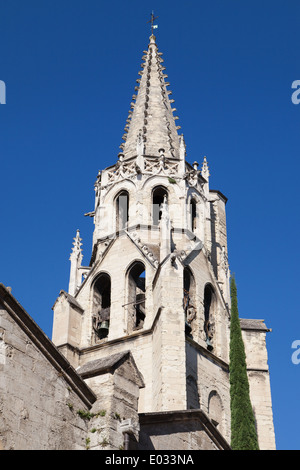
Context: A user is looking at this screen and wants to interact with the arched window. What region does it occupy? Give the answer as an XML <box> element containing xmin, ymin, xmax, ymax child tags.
<box><xmin>186</xmin><ymin>375</ymin><xmax>200</xmax><ymax>409</ymax></box>
<box><xmin>208</xmin><ymin>391</ymin><xmax>223</xmax><ymax>429</ymax></box>
<box><xmin>152</xmin><ymin>186</ymin><xmax>168</xmax><ymax>225</ymax></box>
<box><xmin>183</xmin><ymin>267</ymin><xmax>196</xmax><ymax>335</ymax></box>
<box><xmin>92</xmin><ymin>273</ymin><xmax>111</xmax><ymax>339</ymax></box>
<box><xmin>204</xmin><ymin>284</ymin><xmax>215</xmax><ymax>350</ymax></box>
<box><xmin>190</xmin><ymin>198</ymin><xmax>197</xmax><ymax>232</ymax></box>
<box><xmin>127</xmin><ymin>261</ymin><xmax>146</xmax><ymax>332</ymax></box>
<box><xmin>116</xmin><ymin>191</ymin><xmax>129</xmax><ymax>231</ymax></box>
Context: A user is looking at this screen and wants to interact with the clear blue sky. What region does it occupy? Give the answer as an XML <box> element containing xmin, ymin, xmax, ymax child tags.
<box><xmin>1</xmin><ymin>0</ymin><xmax>299</xmax><ymax>450</ymax></box>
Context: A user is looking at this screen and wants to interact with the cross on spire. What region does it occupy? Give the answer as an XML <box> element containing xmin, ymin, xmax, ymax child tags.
<box><xmin>147</xmin><ymin>11</ymin><xmax>158</xmax><ymax>35</ymax></box>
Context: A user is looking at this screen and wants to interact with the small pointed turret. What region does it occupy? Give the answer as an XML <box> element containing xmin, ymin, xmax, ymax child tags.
<box><xmin>201</xmin><ymin>156</ymin><xmax>210</xmax><ymax>199</ymax></box>
<box><xmin>201</xmin><ymin>157</ymin><xmax>210</xmax><ymax>182</ymax></box>
<box><xmin>68</xmin><ymin>229</ymin><xmax>83</xmax><ymax>296</ymax></box>
<box><xmin>120</xmin><ymin>34</ymin><xmax>181</xmax><ymax>160</ymax></box>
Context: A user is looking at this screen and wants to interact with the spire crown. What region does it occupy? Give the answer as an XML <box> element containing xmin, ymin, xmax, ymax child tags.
<box><xmin>149</xmin><ymin>34</ymin><xmax>156</xmax><ymax>45</ymax></box>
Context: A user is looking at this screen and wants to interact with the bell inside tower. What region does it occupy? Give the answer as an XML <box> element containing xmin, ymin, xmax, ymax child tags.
<box><xmin>204</xmin><ymin>284</ymin><xmax>215</xmax><ymax>350</ymax></box>
<box><xmin>183</xmin><ymin>267</ymin><xmax>196</xmax><ymax>336</ymax></box>
<box><xmin>92</xmin><ymin>273</ymin><xmax>111</xmax><ymax>340</ymax></box>
<box><xmin>127</xmin><ymin>262</ymin><xmax>146</xmax><ymax>333</ymax></box>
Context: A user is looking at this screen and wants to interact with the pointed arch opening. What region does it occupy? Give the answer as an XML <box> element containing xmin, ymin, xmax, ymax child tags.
<box><xmin>208</xmin><ymin>390</ymin><xmax>223</xmax><ymax>430</ymax></box>
<box><xmin>127</xmin><ymin>261</ymin><xmax>146</xmax><ymax>333</ymax></box>
<box><xmin>183</xmin><ymin>267</ymin><xmax>196</xmax><ymax>335</ymax></box>
<box><xmin>190</xmin><ymin>198</ymin><xmax>197</xmax><ymax>232</ymax></box>
<box><xmin>92</xmin><ymin>273</ymin><xmax>111</xmax><ymax>339</ymax></box>
<box><xmin>152</xmin><ymin>186</ymin><xmax>168</xmax><ymax>225</ymax></box>
<box><xmin>204</xmin><ymin>284</ymin><xmax>216</xmax><ymax>350</ymax></box>
<box><xmin>116</xmin><ymin>190</ymin><xmax>129</xmax><ymax>231</ymax></box>
<box><xmin>186</xmin><ymin>375</ymin><xmax>200</xmax><ymax>409</ymax></box>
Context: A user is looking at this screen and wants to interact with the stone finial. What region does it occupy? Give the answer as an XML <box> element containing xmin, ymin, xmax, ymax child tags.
<box><xmin>69</xmin><ymin>230</ymin><xmax>83</xmax><ymax>295</ymax></box>
<box><xmin>201</xmin><ymin>157</ymin><xmax>210</xmax><ymax>181</ymax></box>
<box><xmin>179</xmin><ymin>135</ymin><xmax>186</xmax><ymax>153</ymax></box>
<box><xmin>70</xmin><ymin>230</ymin><xmax>82</xmax><ymax>258</ymax></box>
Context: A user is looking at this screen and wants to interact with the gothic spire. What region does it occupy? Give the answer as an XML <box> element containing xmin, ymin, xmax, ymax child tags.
<box><xmin>120</xmin><ymin>34</ymin><xmax>182</xmax><ymax>160</ymax></box>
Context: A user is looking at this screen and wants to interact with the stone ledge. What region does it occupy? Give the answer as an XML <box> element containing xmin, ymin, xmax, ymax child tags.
<box><xmin>240</xmin><ymin>318</ymin><xmax>271</xmax><ymax>332</ymax></box>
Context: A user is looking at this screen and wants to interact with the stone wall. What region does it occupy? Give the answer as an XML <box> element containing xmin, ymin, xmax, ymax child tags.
<box><xmin>185</xmin><ymin>339</ymin><xmax>231</xmax><ymax>443</ymax></box>
<box><xmin>241</xmin><ymin>319</ymin><xmax>276</xmax><ymax>450</ymax></box>
<box><xmin>138</xmin><ymin>410</ymin><xmax>231</xmax><ymax>450</ymax></box>
<box><xmin>0</xmin><ymin>284</ymin><xmax>98</xmax><ymax>450</ymax></box>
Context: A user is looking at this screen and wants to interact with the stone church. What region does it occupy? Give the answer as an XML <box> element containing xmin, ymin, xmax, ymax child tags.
<box><xmin>0</xmin><ymin>33</ymin><xmax>276</xmax><ymax>450</ymax></box>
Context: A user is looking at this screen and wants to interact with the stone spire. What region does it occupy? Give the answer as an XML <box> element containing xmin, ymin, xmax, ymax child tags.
<box><xmin>120</xmin><ymin>34</ymin><xmax>181</xmax><ymax>160</ymax></box>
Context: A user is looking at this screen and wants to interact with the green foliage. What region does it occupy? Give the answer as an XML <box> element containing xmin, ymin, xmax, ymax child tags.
<box><xmin>168</xmin><ymin>177</ymin><xmax>176</xmax><ymax>184</ymax></box>
<box><xmin>77</xmin><ymin>409</ymin><xmax>94</xmax><ymax>420</ymax></box>
<box><xmin>113</xmin><ymin>412</ymin><xmax>121</xmax><ymax>421</ymax></box>
<box><xmin>229</xmin><ymin>276</ymin><xmax>259</xmax><ymax>450</ymax></box>
<box><xmin>100</xmin><ymin>437</ymin><xmax>109</xmax><ymax>447</ymax></box>
<box><xmin>77</xmin><ymin>408</ymin><xmax>106</xmax><ymax>420</ymax></box>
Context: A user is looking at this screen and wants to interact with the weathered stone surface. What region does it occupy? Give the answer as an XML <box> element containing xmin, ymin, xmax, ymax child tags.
<box><xmin>0</xmin><ymin>284</ymin><xmax>96</xmax><ymax>450</ymax></box>
<box><xmin>138</xmin><ymin>410</ymin><xmax>231</xmax><ymax>450</ymax></box>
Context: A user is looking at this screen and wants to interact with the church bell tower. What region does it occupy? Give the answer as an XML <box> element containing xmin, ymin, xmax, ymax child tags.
<box><xmin>52</xmin><ymin>31</ymin><xmax>275</xmax><ymax>449</ymax></box>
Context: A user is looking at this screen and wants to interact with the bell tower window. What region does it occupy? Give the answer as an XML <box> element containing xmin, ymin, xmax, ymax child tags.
<box><xmin>152</xmin><ymin>186</ymin><xmax>168</xmax><ymax>225</ymax></box>
<box><xmin>92</xmin><ymin>273</ymin><xmax>111</xmax><ymax>340</ymax></box>
<box><xmin>204</xmin><ymin>284</ymin><xmax>215</xmax><ymax>350</ymax></box>
<box><xmin>116</xmin><ymin>191</ymin><xmax>129</xmax><ymax>231</ymax></box>
<box><xmin>190</xmin><ymin>199</ymin><xmax>197</xmax><ymax>232</ymax></box>
<box><xmin>183</xmin><ymin>267</ymin><xmax>196</xmax><ymax>335</ymax></box>
<box><xmin>127</xmin><ymin>261</ymin><xmax>146</xmax><ymax>333</ymax></box>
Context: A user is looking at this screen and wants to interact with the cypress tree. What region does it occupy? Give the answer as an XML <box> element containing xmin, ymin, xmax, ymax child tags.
<box><xmin>229</xmin><ymin>275</ymin><xmax>259</xmax><ymax>450</ymax></box>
